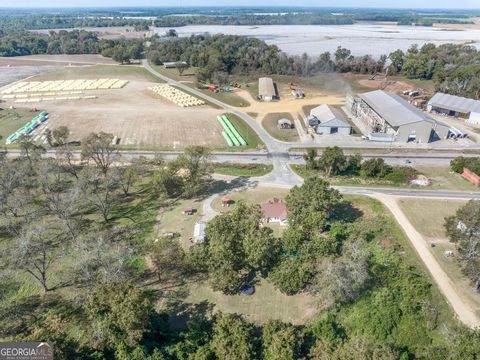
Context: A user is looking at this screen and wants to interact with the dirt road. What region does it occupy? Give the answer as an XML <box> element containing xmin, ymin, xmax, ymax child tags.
<box><xmin>373</xmin><ymin>194</ymin><xmax>480</xmax><ymax>328</ymax></box>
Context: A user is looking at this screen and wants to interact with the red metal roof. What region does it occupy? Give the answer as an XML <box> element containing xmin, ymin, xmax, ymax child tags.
<box><xmin>260</xmin><ymin>198</ymin><xmax>288</xmax><ymax>219</ymax></box>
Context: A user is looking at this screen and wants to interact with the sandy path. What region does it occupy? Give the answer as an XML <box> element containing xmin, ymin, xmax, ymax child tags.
<box><xmin>373</xmin><ymin>194</ymin><xmax>480</xmax><ymax>328</ymax></box>
<box><xmin>235</xmin><ymin>89</ymin><xmax>344</xmax><ymax>118</ymax></box>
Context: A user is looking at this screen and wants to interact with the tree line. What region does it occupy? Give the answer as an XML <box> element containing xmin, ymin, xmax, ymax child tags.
<box><xmin>303</xmin><ymin>147</ymin><xmax>417</xmax><ymax>184</ymax></box>
<box><xmin>0</xmin><ymin>28</ymin><xmax>143</xmax><ymax>62</ymax></box>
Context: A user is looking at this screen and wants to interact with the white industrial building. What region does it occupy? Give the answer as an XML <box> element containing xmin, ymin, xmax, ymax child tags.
<box><xmin>428</xmin><ymin>92</ymin><xmax>480</xmax><ymax>124</ymax></box>
<box><xmin>349</xmin><ymin>90</ymin><xmax>451</xmax><ymax>143</ymax></box>
<box><xmin>308</xmin><ymin>104</ymin><xmax>351</xmax><ymax>135</ymax></box>
<box><xmin>258</xmin><ymin>77</ymin><xmax>276</xmax><ymax>101</ymax></box>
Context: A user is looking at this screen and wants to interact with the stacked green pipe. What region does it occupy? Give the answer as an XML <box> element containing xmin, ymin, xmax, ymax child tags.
<box><xmin>221</xmin><ymin>115</ymin><xmax>247</xmax><ymax>146</ymax></box>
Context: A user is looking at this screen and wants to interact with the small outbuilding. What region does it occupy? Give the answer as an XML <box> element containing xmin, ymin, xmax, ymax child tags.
<box><xmin>278</xmin><ymin>118</ymin><xmax>294</xmax><ymax>129</ymax></box>
<box><xmin>461</xmin><ymin>168</ymin><xmax>480</xmax><ymax>186</ymax></box>
<box><xmin>260</xmin><ymin>198</ymin><xmax>288</xmax><ymax>225</ymax></box>
<box><xmin>309</xmin><ymin>105</ymin><xmax>351</xmax><ymax>135</ymax></box>
<box><xmin>183</xmin><ymin>208</ymin><xmax>196</xmax><ymax>215</ymax></box>
<box><xmin>221</xmin><ymin>196</ymin><xmax>232</xmax><ymax>207</ymax></box>
<box><xmin>258</xmin><ymin>77</ymin><xmax>276</xmax><ymax>101</ymax></box>
<box><xmin>163</xmin><ymin>61</ymin><xmax>188</xmax><ymax>69</ymax></box>
<box><xmin>193</xmin><ymin>222</ymin><xmax>206</xmax><ymax>243</ymax></box>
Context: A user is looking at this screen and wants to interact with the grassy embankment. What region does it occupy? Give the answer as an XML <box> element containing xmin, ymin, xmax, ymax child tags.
<box><xmin>292</xmin><ymin>164</ymin><xmax>479</xmax><ymax>191</ymax></box>
<box><xmin>212</xmin><ymin>163</ymin><xmax>273</xmax><ymax>177</ymax></box>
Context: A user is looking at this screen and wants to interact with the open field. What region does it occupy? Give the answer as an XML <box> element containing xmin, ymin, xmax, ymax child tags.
<box><xmin>0</xmin><ymin>54</ymin><xmax>117</xmax><ymax>67</ymax></box>
<box><xmin>398</xmin><ymin>198</ymin><xmax>480</xmax><ymax>318</ymax></box>
<box><xmin>1</xmin><ymin>65</ymin><xmax>238</xmax><ymax>150</ymax></box>
<box><xmin>155</xmin><ymin>24</ymin><xmax>480</xmax><ymax>58</ymax></box>
<box><xmin>398</xmin><ymin>198</ymin><xmax>466</xmax><ymax>240</ymax></box>
<box><xmin>31</xmin><ymin>26</ymin><xmax>147</xmax><ymax>40</ymax></box>
<box><xmin>261</xmin><ymin>112</ymin><xmax>299</xmax><ymax>142</ymax></box>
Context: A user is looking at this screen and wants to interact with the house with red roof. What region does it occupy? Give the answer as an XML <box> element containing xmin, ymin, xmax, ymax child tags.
<box><xmin>260</xmin><ymin>198</ymin><xmax>288</xmax><ymax>225</ymax></box>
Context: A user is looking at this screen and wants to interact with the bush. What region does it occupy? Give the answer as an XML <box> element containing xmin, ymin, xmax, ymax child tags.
<box><xmin>384</xmin><ymin>166</ymin><xmax>417</xmax><ymax>184</ymax></box>
<box><xmin>360</xmin><ymin>158</ymin><xmax>391</xmax><ymax>178</ymax></box>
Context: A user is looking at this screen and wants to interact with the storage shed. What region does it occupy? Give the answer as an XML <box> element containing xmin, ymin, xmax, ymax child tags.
<box><xmin>309</xmin><ymin>105</ymin><xmax>351</xmax><ymax>135</ymax></box>
<box><xmin>193</xmin><ymin>222</ymin><xmax>206</xmax><ymax>243</ymax></box>
<box><xmin>163</xmin><ymin>61</ymin><xmax>188</xmax><ymax>69</ymax></box>
<box><xmin>258</xmin><ymin>77</ymin><xmax>276</xmax><ymax>101</ymax></box>
<box><xmin>428</xmin><ymin>92</ymin><xmax>480</xmax><ymax>119</ymax></box>
<box><xmin>278</xmin><ymin>118</ymin><xmax>294</xmax><ymax>129</ymax></box>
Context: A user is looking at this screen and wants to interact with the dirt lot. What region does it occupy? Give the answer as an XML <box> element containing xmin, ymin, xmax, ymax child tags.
<box><xmin>352</xmin><ymin>74</ymin><xmax>434</xmax><ymax>96</ymax></box>
<box><xmin>31</xmin><ymin>26</ymin><xmax>146</xmax><ymax>40</ymax></box>
<box><xmin>0</xmin><ymin>54</ymin><xmax>117</xmax><ymax>67</ymax></box>
<box><xmin>1</xmin><ymin>65</ymin><xmax>226</xmax><ymax>149</ymax></box>
<box><xmin>236</xmin><ymin>88</ymin><xmax>344</xmax><ymax>121</ymax></box>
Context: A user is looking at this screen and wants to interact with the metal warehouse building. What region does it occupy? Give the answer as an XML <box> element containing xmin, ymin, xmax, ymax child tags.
<box><xmin>309</xmin><ymin>104</ymin><xmax>351</xmax><ymax>135</ymax></box>
<box><xmin>349</xmin><ymin>90</ymin><xmax>450</xmax><ymax>143</ymax></box>
<box><xmin>258</xmin><ymin>77</ymin><xmax>276</xmax><ymax>101</ymax></box>
<box><xmin>428</xmin><ymin>92</ymin><xmax>480</xmax><ymax>122</ymax></box>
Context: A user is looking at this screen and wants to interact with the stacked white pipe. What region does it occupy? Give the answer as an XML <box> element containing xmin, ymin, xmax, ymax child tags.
<box><xmin>149</xmin><ymin>84</ymin><xmax>205</xmax><ymax>107</ymax></box>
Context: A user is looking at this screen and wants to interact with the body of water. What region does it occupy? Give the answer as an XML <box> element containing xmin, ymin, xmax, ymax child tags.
<box><xmin>155</xmin><ymin>24</ymin><xmax>480</xmax><ymax>58</ymax></box>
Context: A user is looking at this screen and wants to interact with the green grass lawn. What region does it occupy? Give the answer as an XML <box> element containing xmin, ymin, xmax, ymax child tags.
<box><xmin>224</xmin><ymin>112</ymin><xmax>265</xmax><ymax>150</ymax></box>
<box><xmin>32</xmin><ymin>64</ymin><xmax>161</xmax><ymax>82</ymax></box>
<box><xmin>416</xmin><ymin>166</ymin><xmax>479</xmax><ymax>191</ymax></box>
<box><xmin>185</xmin><ymin>278</ymin><xmax>315</xmax><ymax>325</ymax></box>
<box><xmin>398</xmin><ymin>198</ymin><xmax>466</xmax><ymax>239</ymax></box>
<box><xmin>0</xmin><ymin>108</ymin><xmax>43</xmax><ymax>145</ymax></box>
<box><xmin>212</xmin><ymin>163</ymin><xmax>273</xmax><ymax>177</ymax></box>
<box><xmin>156</xmin><ymin>198</ymin><xmax>204</xmax><ymax>250</ymax></box>
<box><xmin>261</xmin><ymin>113</ymin><xmax>299</xmax><ymax>142</ymax></box>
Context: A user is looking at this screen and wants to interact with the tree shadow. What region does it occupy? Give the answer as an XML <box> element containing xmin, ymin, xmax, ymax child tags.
<box><xmin>197</xmin><ymin>177</ymin><xmax>259</xmax><ymax>201</ymax></box>
<box><xmin>167</xmin><ymin>299</ymin><xmax>215</xmax><ymax>331</ymax></box>
<box><xmin>333</xmin><ymin>201</ymin><xmax>364</xmax><ymax>223</ymax></box>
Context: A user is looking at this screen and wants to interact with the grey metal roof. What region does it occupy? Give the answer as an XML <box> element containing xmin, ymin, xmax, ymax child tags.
<box><xmin>359</xmin><ymin>90</ymin><xmax>432</xmax><ymax>127</ymax></box>
<box><xmin>258</xmin><ymin>77</ymin><xmax>275</xmax><ymax>97</ymax></box>
<box><xmin>310</xmin><ymin>104</ymin><xmax>350</xmax><ymax>128</ymax></box>
<box><xmin>428</xmin><ymin>92</ymin><xmax>480</xmax><ymax>114</ymax></box>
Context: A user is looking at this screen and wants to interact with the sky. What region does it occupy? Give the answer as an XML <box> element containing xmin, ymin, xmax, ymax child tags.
<box><xmin>2</xmin><ymin>0</ymin><xmax>480</xmax><ymax>9</ymax></box>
